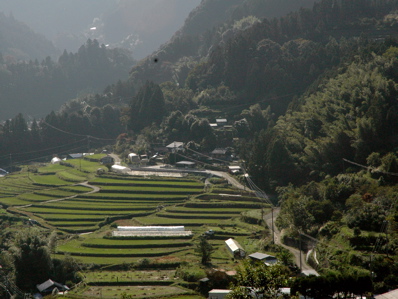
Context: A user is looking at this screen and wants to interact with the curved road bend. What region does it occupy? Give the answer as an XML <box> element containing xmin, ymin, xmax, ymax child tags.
<box><xmin>264</xmin><ymin>207</ymin><xmax>315</xmax><ymax>272</ymax></box>
<box><xmin>12</xmin><ymin>181</ymin><xmax>100</xmax><ymax>209</ymax></box>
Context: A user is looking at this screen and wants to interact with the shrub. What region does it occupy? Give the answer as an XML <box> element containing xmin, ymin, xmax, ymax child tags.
<box><xmin>175</xmin><ymin>264</ymin><xmax>206</xmax><ymax>282</ymax></box>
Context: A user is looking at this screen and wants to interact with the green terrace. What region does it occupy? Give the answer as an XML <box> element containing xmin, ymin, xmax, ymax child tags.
<box><xmin>91</xmin><ymin>176</ymin><xmax>203</xmax><ymax>186</ymax></box>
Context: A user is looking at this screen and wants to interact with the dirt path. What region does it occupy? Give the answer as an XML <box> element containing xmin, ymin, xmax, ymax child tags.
<box><xmin>264</xmin><ymin>207</ymin><xmax>316</xmax><ymax>272</ymax></box>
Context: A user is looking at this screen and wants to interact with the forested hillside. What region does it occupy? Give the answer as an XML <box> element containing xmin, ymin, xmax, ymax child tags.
<box><xmin>0</xmin><ymin>39</ymin><xmax>134</xmax><ymax>120</ymax></box>
<box><xmin>0</xmin><ymin>13</ymin><xmax>59</xmax><ymax>61</ymax></box>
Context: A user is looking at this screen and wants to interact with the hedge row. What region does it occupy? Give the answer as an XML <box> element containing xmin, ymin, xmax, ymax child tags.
<box><xmin>240</xmin><ymin>215</ymin><xmax>263</xmax><ymax>225</ymax></box>
<box><xmin>92</xmin><ymin>182</ymin><xmax>203</xmax><ymax>189</ymax></box>
<box><xmin>78</xmin><ymin>194</ymin><xmax>187</xmax><ymax>200</ymax></box>
<box><xmin>98</xmin><ymin>189</ymin><xmax>202</xmax><ymax>195</ymax></box>
<box><xmin>81</xmin><ymin>242</ymin><xmax>192</xmax><ymax>249</ymax></box>
<box><xmin>94</xmin><ymin>175</ymin><xmax>198</xmax><ymax>183</ymax></box>
<box><xmin>196</xmin><ymin>193</ymin><xmax>263</xmax><ymax>203</ymax></box>
<box><xmin>30</xmin><ymin>204</ymin><xmax>154</xmax><ymax>211</ymax></box>
<box><xmin>157</xmin><ymin>213</ymin><xmax>232</xmax><ymax>220</ymax></box>
<box><xmin>56</xmin><ymin>249</ymin><xmax>184</xmax><ymax>258</ymax></box>
<box><xmin>164</xmin><ymin>209</ymin><xmax>241</xmax><ymax>215</ymax></box>
<box><xmin>59</xmin><ymin>226</ymin><xmax>99</xmax><ymax>234</ymax></box>
<box><xmin>184</xmin><ymin>202</ymin><xmax>264</xmax><ymax>209</ymax></box>
<box><xmin>87</xmin><ymin>281</ymin><xmax>174</xmax><ymax>286</ymax></box>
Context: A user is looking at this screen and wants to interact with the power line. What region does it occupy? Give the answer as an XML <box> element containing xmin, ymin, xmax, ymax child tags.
<box><xmin>185</xmin><ymin>147</ymin><xmax>229</xmax><ymax>165</ymax></box>
<box><xmin>41</xmin><ymin>121</ymin><xmax>116</xmax><ymax>141</ymax></box>
<box><xmin>0</xmin><ymin>138</ymin><xmax>87</xmax><ymax>159</ymax></box>
<box><xmin>343</xmin><ymin>158</ymin><xmax>398</xmax><ymax>177</ymax></box>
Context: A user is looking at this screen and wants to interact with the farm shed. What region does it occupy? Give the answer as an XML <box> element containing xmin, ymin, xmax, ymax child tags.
<box><xmin>128</xmin><ymin>153</ymin><xmax>140</xmax><ymax>163</ymax></box>
<box><xmin>111</xmin><ymin>164</ymin><xmax>129</xmax><ymax>174</ymax></box>
<box><xmin>117</xmin><ymin>226</ymin><xmax>185</xmax><ymax>231</ymax></box>
<box><xmin>37</xmin><ymin>279</ymin><xmax>69</xmax><ymax>294</ymax></box>
<box><xmin>208</xmin><ymin>289</ymin><xmax>231</xmax><ymax>299</ymax></box>
<box><xmin>113</xmin><ymin>225</ymin><xmax>193</xmax><ymax>237</ymax></box>
<box><xmin>248</xmin><ymin>252</ymin><xmax>278</xmax><ymax>265</ymax></box>
<box><xmin>0</xmin><ymin>168</ymin><xmax>7</xmax><ymax>177</ymax></box>
<box><xmin>176</xmin><ymin>161</ymin><xmax>196</xmax><ymax>168</ymax></box>
<box><xmin>228</xmin><ymin>165</ymin><xmax>242</xmax><ymax>174</ymax></box>
<box><xmin>68</xmin><ymin>153</ymin><xmax>83</xmax><ymax>159</ymax></box>
<box><xmin>225</xmin><ymin>238</ymin><xmax>245</xmax><ymax>259</ymax></box>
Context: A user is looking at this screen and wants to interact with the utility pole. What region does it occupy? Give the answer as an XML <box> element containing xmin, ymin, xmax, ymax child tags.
<box><xmin>271</xmin><ymin>207</ymin><xmax>274</xmax><ymax>244</ymax></box>
<box><xmin>174</xmin><ymin>142</ymin><xmax>176</xmax><ymax>165</ymax></box>
<box><xmin>87</xmin><ymin>136</ymin><xmax>90</xmax><ymax>152</ymax></box>
<box><xmin>299</xmin><ymin>232</ymin><xmax>302</xmax><ymax>272</ymax></box>
<box><xmin>9</xmin><ymin>153</ymin><xmax>12</xmax><ymax>173</ymax></box>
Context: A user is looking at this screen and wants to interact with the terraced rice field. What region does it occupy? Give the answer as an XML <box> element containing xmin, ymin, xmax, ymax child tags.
<box><xmin>80</xmin><ymin>285</ymin><xmax>192</xmax><ymax>299</ymax></box>
<box><xmin>5</xmin><ymin>161</ymin><xmax>267</xmax><ymax>296</ymax></box>
<box><xmin>18</xmin><ymin>175</ymin><xmax>206</xmax><ymax>233</ymax></box>
<box><xmin>56</xmin><ymin>237</ymin><xmax>192</xmax><ymax>258</ymax></box>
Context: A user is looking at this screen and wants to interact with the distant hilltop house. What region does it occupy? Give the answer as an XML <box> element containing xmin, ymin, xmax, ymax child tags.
<box><xmin>248</xmin><ymin>252</ymin><xmax>278</xmax><ymax>265</ymax></box>
<box><xmin>51</xmin><ymin>157</ymin><xmax>62</xmax><ymax>164</ymax></box>
<box><xmin>216</xmin><ymin>118</ymin><xmax>227</xmax><ymax>127</ymax></box>
<box><xmin>225</xmin><ymin>238</ymin><xmax>246</xmax><ymax>259</ymax></box>
<box><xmin>211</xmin><ymin>148</ymin><xmax>232</xmax><ymax>161</ymax></box>
<box><xmin>166</xmin><ymin>141</ymin><xmax>184</xmax><ymax>153</ymax></box>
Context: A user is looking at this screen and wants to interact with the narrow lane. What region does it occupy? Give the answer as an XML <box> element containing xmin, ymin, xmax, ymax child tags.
<box><xmin>265</xmin><ymin>207</ymin><xmax>316</xmax><ymax>272</ymax></box>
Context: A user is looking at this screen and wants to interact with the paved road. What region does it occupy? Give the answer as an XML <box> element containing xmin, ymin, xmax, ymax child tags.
<box><xmin>109</xmin><ymin>153</ymin><xmax>121</xmax><ymax>164</ymax></box>
<box><xmin>264</xmin><ymin>207</ymin><xmax>315</xmax><ymax>272</ymax></box>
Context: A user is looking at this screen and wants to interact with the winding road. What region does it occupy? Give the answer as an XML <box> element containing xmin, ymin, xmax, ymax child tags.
<box><xmin>264</xmin><ymin>207</ymin><xmax>316</xmax><ymax>272</ymax></box>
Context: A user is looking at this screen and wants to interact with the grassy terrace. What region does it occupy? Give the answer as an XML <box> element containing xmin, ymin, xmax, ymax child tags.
<box><xmin>31</xmin><ymin>174</ymin><xmax>74</xmax><ymax>186</ymax></box>
<box><xmin>0</xmin><ymin>174</ymin><xmax>41</xmax><ymax>197</ymax></box>
<box><xmin>76</xmin><ymin>285</ymin><xmax>193</xmax><ymax>299</ymax></box>
<box><xmin>134</xmin><ymin>217</ymin><xmax>233</xmax><ymax>226</ymax></box>
<box><xmin>91</xmin><ymin>176</ymin><xmax>202</xmax><ymax>184</ymax></box>
<box><xmin>98</xmin><ymin>186</ymin><xmax>203</xmax><ymax>193</ymax></box>
<box><xmin>83</xmin><ymin>270</ymin><xmax>176</xmax><ymax>283</ymax></box>
<box><xmin>82</xmin><ymin>239</ymin><xmax>192</xmax><ymax>248</ymax></box>
<box><xmin>57</xmin><ymin>243</ymin><xmax>188</xmax><ymax>257</ymax></box>
<box><xmin>24</xmin><ymin>208</ymin><xmax>152</xmax><ymax>215</ymax></box>
<box><xmin>78</xmin><ymin>193</ymin><xmax>188</xmax><ymax>200</ymax></box>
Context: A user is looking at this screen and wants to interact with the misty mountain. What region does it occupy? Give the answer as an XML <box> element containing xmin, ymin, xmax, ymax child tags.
<box><xmin>0</xmin><ymin>13</ymin><xmax>59</xmax><ymax>61</ymax></box>
<box><xmin>128</xmin><ymin>0</ymin><xmax>318</xmax><ymax>86</ymax></box>
<box><xmin>179</xmin><ymin>0</ymin><xmax>317</xmax><ymax>37</ymax></box>
<box><xmin>0</xmin><ymin>0</ymin><xmax>201</xmax><ymax>60</ymax></box>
